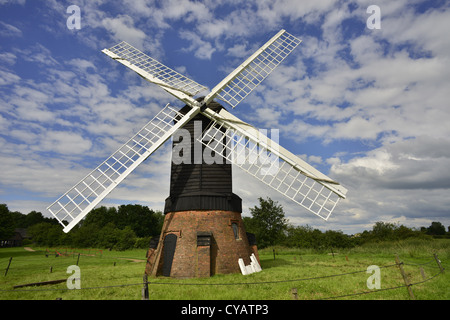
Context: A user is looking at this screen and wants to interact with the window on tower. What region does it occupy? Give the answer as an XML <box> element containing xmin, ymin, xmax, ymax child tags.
<box><xmin>231</xmin><ymin>222</ymin><xmax>239</xmax><ymax>240</ymax></box>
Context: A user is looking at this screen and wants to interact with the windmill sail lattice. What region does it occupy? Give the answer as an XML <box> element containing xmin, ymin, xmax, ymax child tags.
<box><xmin>200</xmin><ymin>108</ymin><xmax>347</xmax><ymax>220</ymax></box>
<box><xmin>47</xmin><ymin>104</ymin><xmax>200</xmax><ymax>232</ymax></box>
<box><xmin>204</xmin><ymin>30</ymin><xmax>301</xmax><ymax>108</ymax></box>
<box><xmin>103</xmin><ymin>42</ymin><xmax>207</xmax><ymax>97</ymax></box>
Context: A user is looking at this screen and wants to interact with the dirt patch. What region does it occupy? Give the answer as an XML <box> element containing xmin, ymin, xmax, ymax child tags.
<box><xmin>24</xmin><ymin>247</ymin><xmax>36</xmax><ymax>252</ymax></box>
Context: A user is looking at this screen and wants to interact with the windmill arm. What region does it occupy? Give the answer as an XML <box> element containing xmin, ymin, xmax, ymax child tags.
<box><xmin>199</xmin><ymin>107</ymin><xmax>347</xmax><ymax>220</ymax></box>
<box><xmin>203</xmin><ymin>107</ymin><xmax>347</xmax><ymax>196</ymax></box>
<box><xmin>203</xmin><ymin>30</ymin><xmax>301</xmax><ymax>109</ymax></box>
<box><xmin>102</xmin><ymin>43</ymin><xmax>205</xmax><ymax>108</ymax></box>
<box><xmin>48</xmin><ymin>103</ymin><xmax>201</xmax><ymax>232</ymax></box>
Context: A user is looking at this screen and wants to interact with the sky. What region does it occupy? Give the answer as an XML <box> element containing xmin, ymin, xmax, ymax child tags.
<box><xmin>1</xmin><ymin>0</ymin><xmax>449</xmax><ymax>235</ymax></box>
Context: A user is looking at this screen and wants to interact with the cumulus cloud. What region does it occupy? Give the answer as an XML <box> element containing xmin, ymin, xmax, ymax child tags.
<box><xmin>179</xmin><ymin>30</ymin><xmax>216</xmax><ymax>60</ymax></box>
<box><xmin>101</xmin><ymin>15</ymin><xmax>146</xmax><ymax>50</ymax></box>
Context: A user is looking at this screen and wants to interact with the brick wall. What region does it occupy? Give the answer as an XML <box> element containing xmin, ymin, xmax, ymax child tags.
<box><xmin>147</xmin><ymin>210</ymin><xmax>257</xmax><ymax>278</ymax></box>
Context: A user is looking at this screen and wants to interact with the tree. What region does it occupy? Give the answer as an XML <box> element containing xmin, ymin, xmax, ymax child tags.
<box><xmin>0</xmin><ymin>204</ymin><xmax>14</xmax><ymax>240</ymax></box>
<box><xmin>70</xmin><ymin>223</ymin><xmax>100</xmax><ymax>248</ymax></box>
<box><xmin>82</xmin><ymin>205</ymin><xmax>164</xmax><ymax>238</ymax></box>
<box><xmin>323</xmin><ymin>230</ymin><xmax>353</xmax><ymax>248</ymax></box>
<box><xmin>372</xmin><ymin>221</ymin><xmax>397</xmax><ymax>240</ymax></box>
<box><xmin>25</xmin><ymin>211</ymin><xmax>45</xmax><ymax>227</ymax></box>
<box><xmin>114</xmin><ymin>226</ymin><xmax>136</xmax><ymax>251</ymax></box>
<box><xmin>96</xmin><ymin>222</ymin><xmax>121</xmax><ymax>249</ymax></box>
<box><xmin>427</xmin><ymin>221</ymin><xmax>446</xmax><ymax>236</ymax></box>
<box><xmin>28</xmin><ymin>222</ymin><xmax>64</xmax><ymax>246</ymax></box>
<box><xmin>117</xmin><ymin>204</ymin><xmax>163</xmax><ymax>237</ymax></box>
<box><xmin>283</xmin><ymin>225</ymin><xmax>317</xmax><ymax>248</ymax></box>
<box><xmin>83</xmin><ymin>206</ymin><xmax>117</xmax><ymax>227</ymax></box>
<box><xmin>246</xmin><ymin>197</ymin><xmax>288</xmax><ymax>248</ymax></box>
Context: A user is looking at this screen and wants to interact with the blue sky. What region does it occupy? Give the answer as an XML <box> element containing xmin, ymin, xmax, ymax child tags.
<box><xmin>1</xmin><ymin>0</ymin><xmax>449</xmax><ymax>234</ymax></box>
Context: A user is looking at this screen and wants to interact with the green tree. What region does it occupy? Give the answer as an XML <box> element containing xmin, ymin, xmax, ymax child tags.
<box><xmin>83</xmin><ymin>206</ymin><xmax>117</xmax><ymax>227</ymax></box>
<box><xmin>372</xmin><ymin>221</ymin><xmax>397</xmax><ymax>240</ymax></box>
<box><xmin>247</xmin><ymin>197</ymin><xmax>288</xmax><ymax>248</ymax></box>
<box><xmin>0</xmin><ymin>204</ymin><xmax>14</xmax><ymax>240</ymax></box>
<box><xmin>114</xmin><ymin>226</ymin><xmax>137</xmax><ymax>251</ymax></box>
<box><xmin>117</xmin><ymin>204</ymin><xmax>163</xmax><ymax>237</ymax></box>
<box><xmin>82</xmin><ymin>205</ymin><xmax>164</xmax><ymax>238</ymax></box>
<box><xmin>427</xmin><ymin>221</ymin><xmax>446</xmax><ymax>236</ymax></box>
<box><xmin>70</xmin><ymin>223</ymin><xmax>100</xmax><ymax>248</ymax></box>
<box><xmin>96</xmin><ymin>222</ymin><xmax>122</xmax><ymax>249</ymax></box>
<box><xmin>28</xmin><ymin>222</ymin><xmax>64</xmax><ymax>246</ymax></box>
<box><xmin>283</xmin><ymin>225</ymin><xmax>320</xmax><ymax>248</ymax></box>
<box><xmin>322</xmin><ymin>230</ymin><xmax>353</xmax><ymax>248</ymax></box>
<box><xmin>25</xmin><ymin>211</ymin><xmax>46</xmax><ymax>227</ymax></box>
<box><xmin>8</xmin><ymin>210</ymin><xmax>27</xmax><ymax>229</ymax></box>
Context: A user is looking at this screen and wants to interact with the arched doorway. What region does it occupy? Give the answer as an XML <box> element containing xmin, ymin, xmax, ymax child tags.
<box><xmin>162</xmin><ymin>233</ymin><xmax>177</xmax><ymax>277</ymax></box>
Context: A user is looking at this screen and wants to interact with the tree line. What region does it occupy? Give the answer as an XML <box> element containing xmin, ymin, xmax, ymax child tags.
<box><xmin>243</xmin><ymin>198</ymin><xmax>449</xmax><ymax>249</ymax></box>
<box><xmin>0</xmin><ymin>203</ymin><xmax>164</xmax><ymax>250</ymax></box>
<box><xmin>1</xmin><ymin>199</ymin><xmax>449</xmax><ymax>251</ymax></box>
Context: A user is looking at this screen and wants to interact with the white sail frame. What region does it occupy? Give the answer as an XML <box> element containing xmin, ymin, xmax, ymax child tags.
<box><xmin>47</xmin><ymin>104</ymin><xmax>200</xmax><ymax>232</ymax></box>
<box><xmin>200</xmin><ymin>108</ymin><xmax>347</xmax><ymax>220</ymax></box>
<box><xmin>204</xmin><ymin>30</ymin><xmax>301</xmax><ymax>108</ymax></box>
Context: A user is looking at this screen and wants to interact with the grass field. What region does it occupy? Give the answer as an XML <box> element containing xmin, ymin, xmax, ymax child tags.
<box><xmin>0</xmin><ymin>239</ymin><xmax>448</xmax><ymax>300</ymax></box>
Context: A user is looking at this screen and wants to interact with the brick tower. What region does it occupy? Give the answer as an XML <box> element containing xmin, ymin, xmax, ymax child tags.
<box><xmin>145</xmin><ymin>100</ymin><xmax>259</xmax><ymax>278</ymax></box>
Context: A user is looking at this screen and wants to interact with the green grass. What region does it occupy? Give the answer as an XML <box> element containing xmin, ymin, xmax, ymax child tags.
<box><xmin>1</xmin><ymin>239</ymin><xmax>448</xmax><ymax>300</ymax></box>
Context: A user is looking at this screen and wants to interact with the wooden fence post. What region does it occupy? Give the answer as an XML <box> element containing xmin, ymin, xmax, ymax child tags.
<box><xmin>420</xmin><ymin>267</ymin><xmax>426</xmax><ymax>280</ymax></box>
<box><xmin>395</xmin><ymin>255</ymin><xmax>415</xmax><ymax>300</ymax></box>
<box><xmin>4</xmin><ymin>257</ymin><xmax>13</xmax><ymax>277</ymax></box>
<box><xmin>291</xmin><ymin>288</ymin><xmax>298</xmax><ymax>300</ymax></box>
<box><xmin>142</xmin><ymin>274</ymin><xmax>149</xmax><ymax>300</ymax></box>
<box><xmin>434</xmin><ymin>254</ymin><xmax>444</xmax><ymax>273</ymax></box>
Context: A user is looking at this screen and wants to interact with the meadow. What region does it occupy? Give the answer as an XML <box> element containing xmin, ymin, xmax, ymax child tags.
<box><xmin>0</xmin><ymin>238</ymin><xmax>448</xmax><ymax>300</ymax></box>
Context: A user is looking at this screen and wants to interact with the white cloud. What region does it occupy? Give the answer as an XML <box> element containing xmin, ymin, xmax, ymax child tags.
<box><xmin>0</xmin><ymin>69</ymin><xmax>20</xmax><ymax>85</ymax></box>
<box><xmin>328</xmin><ymin>134</ymin><xmax>450</xmax><ymax>229</ymax></box>
<box><xmin>0</xmin><ymin>51</ymin><xmax>17</xmax><ymax>65</ymax></box>
<box><xmin>67</xmin><ymin>58</ymin><xmax>97</xmax><ymax>73</ymax></box>
<box><xmin>0</xmin><ymin>0</ymin><xmax>26</xmax><ymax>5</ymax></box>
<box><xmin>101</xmin><ymin>15</ymin><xmax>146</xmax><ymax>49</ymax></box>
<box><xmin>179</xmin><ymin>30</ymin><xmax>216</xmax><ymax>60</ymax></box>
<box><xmin>226</xmin><ymin>42</ymin><xmax>252</xmax><ymax>58</ymax></box>
<box><xmin>160</xmin><ymin>0</ymin><xmax>210</xmax><ymax>23</ymax></box>
<box><xmin>39</xmin><ymin>131</ymin><xmax>93</xmax><ymax>155</ymax></box>
<box><xmin>0</xmin><ymin>21</ymin><xmax>22</xmax><ymax>37</ymax></box>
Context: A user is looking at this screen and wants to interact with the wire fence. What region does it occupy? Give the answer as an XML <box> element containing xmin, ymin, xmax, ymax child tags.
<box><xmin>0</xmin><ymin>254</ymin><xmax>445</xmax><ymax>300</ymax></box>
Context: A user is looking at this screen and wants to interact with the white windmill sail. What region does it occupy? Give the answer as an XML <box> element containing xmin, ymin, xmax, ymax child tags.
<box><xmin>47</xmin><ymin>103</ymin><xmax>200</xmax><ymax>232</ymax></box>
<box><xmin>200</xmin><ymin>107</ymin><xmax>347</xmax><ymax>220</ymax></box>
<box><xmin>204</xmin><ymin>29</ymin><xmax>301</xmax><ymax>108</ymax></box>
<box><xmin>102</xmin><ymin>42</ymin><xmax>205</xmax><ymax>107</ymax></box>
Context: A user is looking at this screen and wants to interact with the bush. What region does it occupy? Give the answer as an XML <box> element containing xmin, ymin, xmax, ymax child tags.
<box><xmin>134</xmin><ymin>236</ymin><xmax>152</xmax><ymax>249</ymax></box>
<box><xmin>111</xmin><ymin>226</ymin><xmax>135</xmax><ymax>251</ymax></box>
<box><xmin>28</xmin><ymin>222</ymin><xmax>65</xmax><ymax>246</ymax></box>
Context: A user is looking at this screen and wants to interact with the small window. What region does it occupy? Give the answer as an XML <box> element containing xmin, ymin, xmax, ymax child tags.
<box><xmin>231</xmin><ymin>222</ymin><xmax>239</xmax><ymax>240</ymax></box>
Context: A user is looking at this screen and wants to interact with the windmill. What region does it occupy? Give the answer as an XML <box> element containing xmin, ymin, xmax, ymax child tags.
<box><xmin>47</xmin><ymin>30</ymin><xmax>347</xmax><ymax>278</ymax></box>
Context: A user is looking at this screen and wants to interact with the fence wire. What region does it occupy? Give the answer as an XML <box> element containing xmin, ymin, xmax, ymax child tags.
<box><xmin>322</xmin><ymin>268</ymin><xmax>444</xmax><ymax>300</ymax></box>
<box><xmin>0</xmin><ymin>256</ymin><xmax>444</xmax><ymax>300</ymax></box>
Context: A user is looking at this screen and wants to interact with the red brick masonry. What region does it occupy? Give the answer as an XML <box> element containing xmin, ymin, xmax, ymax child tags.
<box><xmin>146</xmin><ymin>210</ymin><xmax>259</xmax><ymax>278</ymax></box>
